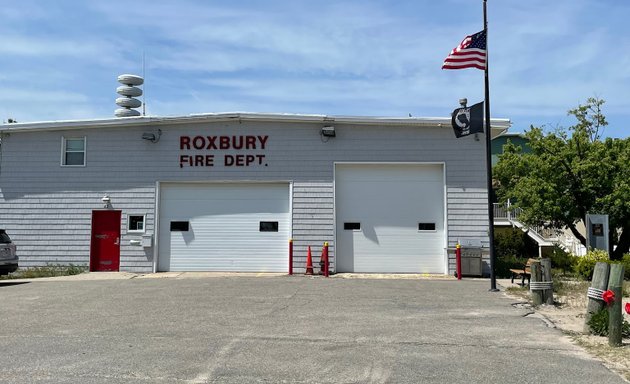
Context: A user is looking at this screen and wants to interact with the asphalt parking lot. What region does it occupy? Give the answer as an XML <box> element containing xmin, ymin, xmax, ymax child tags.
<box><xmin>0</xmin><ymin>275</ymin><xmax>624</xmax><ymax>383</ymax></box>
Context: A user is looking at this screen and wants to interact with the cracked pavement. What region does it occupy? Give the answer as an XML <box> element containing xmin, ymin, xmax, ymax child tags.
<box><xmin>0</xmin><ymin>276</ymin><xmax>624</xmax><ymax>383</ymax></box>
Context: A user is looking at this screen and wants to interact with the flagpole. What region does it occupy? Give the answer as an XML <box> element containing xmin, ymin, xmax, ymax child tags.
<box><xmin>483</xmin><ymin>0</ymin><xmax>498</xmax><ymax>292</ymax></box>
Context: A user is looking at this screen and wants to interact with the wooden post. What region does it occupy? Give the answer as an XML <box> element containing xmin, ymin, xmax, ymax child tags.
<box><xmin>583</xmin><ymin>262</ymin><xmax>610</xmax><ymax>334</ymax></box>
<box><xmin>540</xmin><ymin>258</ymin><xmax>554</xmax><ymax>305</ymax></box>
<box><xmin>530</xmin><ymin>261</ymin><xmax>543</xmax><ymax>306</ymax></box>
<box><xmin>608</xmin><ymin>263</ymin><xmax>624</xmax><ymax>347</ymax></box>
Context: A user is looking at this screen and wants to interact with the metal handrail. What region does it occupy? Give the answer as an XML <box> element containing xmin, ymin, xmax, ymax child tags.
<box><xmin>493</xmin><ymin>203</ymin><xmax>508</xmax><ymax>219</ymax></box>
<box><xmin>493</xmin><ymin>201</ymin><xmax>585</xmax><ymax>254</ymax></box>
<box><xmin>493</xmin><ymin>202</ymin><xmax>522</xmax><ymax>221</ymax></box>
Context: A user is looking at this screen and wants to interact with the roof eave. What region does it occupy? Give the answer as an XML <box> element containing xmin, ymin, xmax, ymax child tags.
<box><xmin>0</xmin><ymin>112</ymin><xmax>511</xmax><ymax>133</ymax></box>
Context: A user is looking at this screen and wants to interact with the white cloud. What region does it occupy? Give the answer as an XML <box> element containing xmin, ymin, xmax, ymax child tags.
<box><xmin>89</xmin><ymin>1</ymin><xmax>449</xmax><ymax>76</ymax></box>
<box><xmin>0</xmin><ymin>88</ymin><xmax>89</xmax><ymax>103</ymax></box>
<box><xmin>0</xmin><ymin>36</ymin><xmax>100</xmax><ymax>57</ymax></box>
<box><xmin>0</xmin><ymin>88</ymin><xmax>103</xmax><ymax>123</ymax></box>
<box><xmin>0</xmin><ymin>0</ymin><xmax>628</xmax><ymax>137</ymax></box>
<box><xmin>0</xmin><ymin>3</ymin><xmax>49</xmax><ymax>21</ymax></box>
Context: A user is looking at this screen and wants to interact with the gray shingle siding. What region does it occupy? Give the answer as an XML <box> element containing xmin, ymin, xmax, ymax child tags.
<box><xmin>0</xmin><ymin>120</ymin><xmax>489</xmax><ymax>274</ymax></box>
<box><xmin>292</xmin><ymin>181</ymin><xmax>334</xmax><ymax>273</ymax></box>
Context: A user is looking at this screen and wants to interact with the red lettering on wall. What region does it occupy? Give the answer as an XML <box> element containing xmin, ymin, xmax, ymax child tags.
<box><xmin>258</xmin><ymin>136</ymin><xmax>268</xmax><ymax>149</ymax></box>
<box><xmin>179</xmin><ymin>155</ymin><xmax>192</xmax><ymax>168</ymax></box>
<box><xmin>224</xmin><ymin>155</ymin><xmax>244</xmax><ymax>166</ymax></box>
<box><xmin>206</xmin><ymin>136</ymin><xmax>217</xmax><ymax>150</ymax></box>
<box><xmin>180</xmin><ymin>135</ymin><xmax>269</xmax><ymax>151</ymax></box>
<box><xmin>220</xmin><ymin>136</ymin><xmax>230</xmax><ymax>149</ymax></box>
<box><xmin>232</xmin><ymin>136</ymin><xmax>244</xmax><ymax>149</ymax></box>
<box><xmin>192</xmin><ymin>136</ymin><xmax>205</xmax><ymax>150</ymax></box>
<box><xmin>224</xmin><ymin>154</ymin><xmax>266</xmax><ymax>166</ymax></box>
<box><xmin>179</xmin><ymin>154</ymin><xmax>214</xmax><ymax>167</ymax></box>
<box><xmin>180</xmin><ymin>136</ymin><xmax>191</xmax><ymax>150</ymax></box>
<box><xmin>179</xmin><ymin>135</ymin><xmax>268</xmax><ymax>168</ymax></box>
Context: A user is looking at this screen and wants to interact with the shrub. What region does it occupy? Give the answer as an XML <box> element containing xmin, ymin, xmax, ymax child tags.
<box><xmin>493</xmin><ymin>228</ymin><xmax>530</xmax><ymax>278</ymax></box>
<box><xmin>64</xmin><ymin>264</ymin><xmax>86</xmax><ymax>276</ymax></box>
<box><xmin>574</xmin><ymin>249</ymin><xmax>609</xmax><ymax>280</ymax></box>
<box><xmin>1</xmin><ymin>264</ymin><xmax>87</xmax><ymax>280</ymax></box>
<box><xmin>549</xmin><ymin>245</ymin><xmax>577</xmax><ymax>274</ymax></box>
<box><xmin>621</xmin><ymin>253</ymin><xmax>630</xmax><ymax>280</ymax></box>
<box><xmin>588</xmin><ymin>309</ymin><xmax>609</xmax><ymax>336</ymax></box>
<box><xmin>587</xmin><ymin>308</ymin><xmax>630</xmax><ymax>337</ymax></box>
<box><xmin>494</xmin><ymin>228</ymin><xmax>526</xmax><ymax>259</ymax></box>
<box><xmin>495</xmin><ymin>254</ymin><xmax>527</xmax><ymax>278</ymax></box>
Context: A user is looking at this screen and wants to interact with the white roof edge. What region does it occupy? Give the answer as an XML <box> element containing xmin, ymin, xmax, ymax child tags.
<box><xmin>0</xmin><ymin>112</ymin><xmax>511</xmax><ymax>133</ymax></box>
<box><xmin>496</xmin><ymin>131</ymin><xmax>526</xmax><ymax>137</ymax></box>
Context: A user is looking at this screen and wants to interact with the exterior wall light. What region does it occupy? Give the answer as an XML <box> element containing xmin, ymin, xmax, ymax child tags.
<box><xmin>101</xmin><ymin>195</ymin><xmax>112</xmax><ymax>208</ymax></box>
<box><xmin>321</xmin><ymin>126</ymin><xmax>336</xmax><ymax>137</ymax></box>
<box><xmin>142</xmin><ymin>129</ymin><xmax>161</xmax><ymax>143</ymax></box>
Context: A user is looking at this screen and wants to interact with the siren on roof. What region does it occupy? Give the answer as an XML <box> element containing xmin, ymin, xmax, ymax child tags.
<box><xmin>115</xmin><ymin>74</ymin><xmax>144</xmax><ymax>117</ymax></box>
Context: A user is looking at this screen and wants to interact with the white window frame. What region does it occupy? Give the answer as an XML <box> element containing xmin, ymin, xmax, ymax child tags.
<box><xmin>61</xmin><ymin>136</ymin><xmax>86</xmax><ymax>167</ymax></box>
<box><xmin>127</xmin><ymin>214</ymin><xmax>146</xmax><ymax>234</ymax></box>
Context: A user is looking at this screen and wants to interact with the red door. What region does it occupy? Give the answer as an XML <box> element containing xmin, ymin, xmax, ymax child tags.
<box><xmin>90</xmin><ymin>210</ymin><xmax>121</xmax><ymax>271</ymax></box>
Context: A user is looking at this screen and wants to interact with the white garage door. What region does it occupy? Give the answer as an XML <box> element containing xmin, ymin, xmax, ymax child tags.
<box><xmin>158</xmin><ymin>183</ymin><xmax>290</xmax><ymax>272</ymax></box>
<box><xmin>335</xmin><ymin>164</ymin><xmax>445</xmax><ymax>273</ymax></box>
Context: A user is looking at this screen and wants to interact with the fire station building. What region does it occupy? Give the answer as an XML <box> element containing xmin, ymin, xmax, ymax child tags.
<box><xmin>0</xmin><ymin>112</ymin><xmax>509</xmax><ymax>275</ymax></box>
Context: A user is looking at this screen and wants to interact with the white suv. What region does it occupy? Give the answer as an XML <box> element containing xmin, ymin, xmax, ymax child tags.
<box><xmin>0</xmin><ymin>229</ymin><xmax>18</xmax><ymax>275</ymax></box>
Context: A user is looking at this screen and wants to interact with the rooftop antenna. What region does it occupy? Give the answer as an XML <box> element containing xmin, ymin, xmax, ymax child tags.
<box><xmin>142</xmin><ymin>51</ymin><xmax>146</xmax><ymax>116</ymax></box>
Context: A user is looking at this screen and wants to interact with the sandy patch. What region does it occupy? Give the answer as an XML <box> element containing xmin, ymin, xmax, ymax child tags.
<box><xmin>503</xmin><ymin>282</ymin><xmax>630</xmax><ymax>381</ymax></box>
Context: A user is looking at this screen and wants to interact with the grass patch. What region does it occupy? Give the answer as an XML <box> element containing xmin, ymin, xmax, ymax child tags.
<box><xmin>553</xmin><ymin>278</ymin><xmax>591</xmax><ymax>298</ymax></box>
<box><xmin>506</xmin><ymin>286</ymin><xmax>528</xmax><ymax>293</ymax></box>
<box><xmin>0</xmin><ymin>264</ymin><xmax>87</xmax><ymax>280</ymax></box>
<box><xmin>505</xmin><ymin>285</ymin><xmax>529</xmax><ymax>300</ymax></box>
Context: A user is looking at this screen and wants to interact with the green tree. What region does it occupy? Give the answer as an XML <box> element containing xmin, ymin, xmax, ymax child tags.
<box><xmin>494</xmin><ymin>98</ymin><xmax>630</xmax><ymax>259</ymax></box>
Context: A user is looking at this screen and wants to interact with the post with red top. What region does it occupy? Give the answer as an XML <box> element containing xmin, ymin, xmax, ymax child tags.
<box><xmin>323</xmin><ymin>242</ymin><xmax>329</xmax><ymax>277</ymax></box>
<box><xmin>456</xmin><ymin>243</ymin><xmax>462</xmax><ymax>280</ymax></box>
<box><xmin>288</xmin><ymin>239</ymin><xmax>293</xmax><ymax>275</ymax></box>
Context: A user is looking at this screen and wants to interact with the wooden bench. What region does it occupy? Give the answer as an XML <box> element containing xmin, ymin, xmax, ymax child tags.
<box><xmin>509</xmin><ymin>258</ymin><xmax>537</xmax><ymax>286</ymax></box>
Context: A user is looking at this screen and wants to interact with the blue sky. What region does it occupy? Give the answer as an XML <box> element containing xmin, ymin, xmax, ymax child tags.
<box><xmin>0</xmin><ymin>0</ymin><xmax>628</xmax><ymax>138</ymax></box>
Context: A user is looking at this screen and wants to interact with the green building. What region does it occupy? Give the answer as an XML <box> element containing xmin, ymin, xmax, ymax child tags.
<box><xmin>491</xmin><ymin>132</ymin><xmax>530</xmax><ymax>166</ymax></box>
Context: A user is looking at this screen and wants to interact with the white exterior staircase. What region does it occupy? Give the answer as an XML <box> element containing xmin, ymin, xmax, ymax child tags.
<box><xmin>493</xmin><ymin>201</ymin><xmax>587</xmax><ymax>256</ymax></box>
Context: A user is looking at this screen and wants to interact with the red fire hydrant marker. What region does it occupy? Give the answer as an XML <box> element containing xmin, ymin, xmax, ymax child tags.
<box><xmin>456</xmin><ymin>243</ymin><xmax>462</xmax><ymax>280</ymax></box>
<box><xmin>288</xmin><ymin>239</ymin><xmax>293</xmax><ymax>275</ymax></box>
<box><xmin>323</xmin><ymin>242</ymin><xmax>329</xmax><ymax>277</ymax></box>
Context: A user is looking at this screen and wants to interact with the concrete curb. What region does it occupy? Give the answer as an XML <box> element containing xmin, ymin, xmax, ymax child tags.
<box><xmin>3</xmin><ymin>272</ymin><xmax>509</xmax><ymax>283</ymax></box>
<box><xmin>332</xmin><ymin>273</ymin><xmax>456</xmax><ymax>280</ymax></box>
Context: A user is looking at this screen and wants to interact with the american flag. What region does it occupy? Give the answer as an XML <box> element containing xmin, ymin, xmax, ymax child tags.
<box><xmin>442</xmin><ymin>30</ymin><xmax>486</xmax><ymax>70</ymax></box>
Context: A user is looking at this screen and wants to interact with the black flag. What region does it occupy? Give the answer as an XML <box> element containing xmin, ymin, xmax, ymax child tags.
<box><xmin>451</xmin><ymin>101</ymin><xmax>484</xmax><ymax>138</ymax></box>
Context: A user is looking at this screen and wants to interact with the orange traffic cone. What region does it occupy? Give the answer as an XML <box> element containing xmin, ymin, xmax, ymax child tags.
<box><xmin>305</xmin><ymin>246</ymin><xmax>314</xmax><ymax>275</ymax></box>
